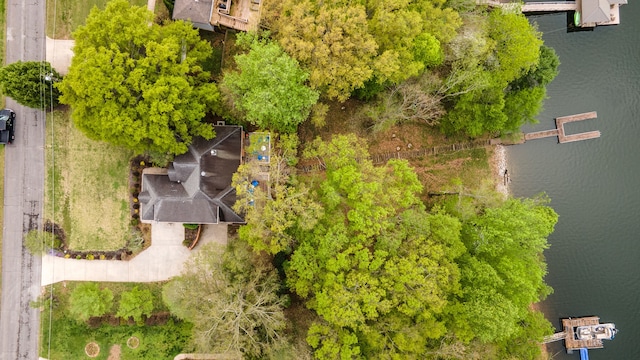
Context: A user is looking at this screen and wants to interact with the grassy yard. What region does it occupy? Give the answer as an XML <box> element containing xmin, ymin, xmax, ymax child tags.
<box><xmin>45</xmin><ymin>109</ymin><xmax>134</xmax><ymax>251</ymax></box>
<box><xmin>46</xmin><ymin>0</ymin><xmax>151</xmax><ymax>39</ymax></box>
<box><xmin>40</xmin><ymin>282</ymin><xmax>193</xmax><ymax>360</ymax></box>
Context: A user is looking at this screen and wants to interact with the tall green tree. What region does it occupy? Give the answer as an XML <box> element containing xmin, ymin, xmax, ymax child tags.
<box><xmin>274</xmin><ymin>0</ymin><xmax>461</xmax><ymax>101</ymax></box>
<box><xmin>0</xmin><ymin>61</ymin><xmax>61</xmax><ymax>109</ymax></box>
<box><xmin>117</xmin><ymin>286</ymin><xmax>154</xmax><ymax>325</ymax></box>
<box><xmin>441</xmin><ymin>9</ymin><xmax>545</xmax><ymax>137</ymax></box>
<box><xmin>366</xmin><ymin>0</ymin><xmax>459</xmax><ymax>84</ymax></box>
<box><xmin>276</xmin><ymin>1</ymin><xmax>379</xmax><ymax>101</ymax></box>
<box><xmin>447</xmin><ymin>196</ymin><xmax>558</xmax><ymax>343</ymax></box>
<box><xmin>221</xmin><ymin>33</ymin><xmax>318</xmax><ymax>133</ymax></box>
<box><xmin>57</xmin><ymin>0</ymin><xmax>219</xmax><ymax>155</ymax></box>
<box><xmin>69</xmin><ymin>283</ymin><xmax>113</xmax><ymax>322</ymax></box>
<box><xmin>163</xmin><ymin>240</ymin><xmax>287</xmax><ymax>357</ymax></box>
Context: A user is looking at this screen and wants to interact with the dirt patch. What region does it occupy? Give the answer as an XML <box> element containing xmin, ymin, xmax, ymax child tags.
<box><xmin>108</xmin><ymin>344</ymin><xmax>122</xmax><ymax>360</ymax></box>
<box><xmin>298</xmin><ymin>99</ymin><xmax>369</xmax><ymax>144</ymax></box>
<box><xmin>85</xmin><ymin>342</ymin><xmax>100</xmax><ymax>357</ymax></box>
<box><xmin>368</xmin><ymin>123</ymin><xmax>437</xmax><ymax>154</ymax></box>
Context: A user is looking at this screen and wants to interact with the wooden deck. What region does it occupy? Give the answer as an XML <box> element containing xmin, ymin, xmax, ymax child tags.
<box><xmin>544</xmin><ymin>316</ymin><xmax>617</xmax><ymax>352</ymax></box>
<box><xmin>210</xmin><ymin>0</ymin><xmax>262</xmax><ymax>31</ymax></box>
<box><xmin>524</xmin><ymin>111</ymin><xmax>600</xmax><ymax>143</ymax></box>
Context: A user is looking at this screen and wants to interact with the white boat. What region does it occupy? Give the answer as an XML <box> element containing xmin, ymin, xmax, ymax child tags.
<box><xmin>575</xmin><ymin>323</ymin><xmax>618</xmax><ymax>340</ymax></box>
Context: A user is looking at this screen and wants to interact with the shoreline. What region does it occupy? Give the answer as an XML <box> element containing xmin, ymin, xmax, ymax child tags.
<box><xmin>491</xmin><ymin>144</ymin><xmax>510</xmax><ymax>197</ymax></box>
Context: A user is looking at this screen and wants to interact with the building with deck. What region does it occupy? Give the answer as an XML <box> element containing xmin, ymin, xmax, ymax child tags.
<box><xmin>173</xmin><ymin>0</ymin><xmax>262</xmax><ymax>32</ymax></box>
<box><xmin>481</xmin><ymin>0</ymin><xmax>626</xmax><ymax>28</ymax></box>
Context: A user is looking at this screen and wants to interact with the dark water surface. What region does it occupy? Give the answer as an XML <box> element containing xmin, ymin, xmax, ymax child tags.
<box><xmin>507</xmin><ymin>3</ymin><xmax>640</xmax><ymax>359</ymax></box>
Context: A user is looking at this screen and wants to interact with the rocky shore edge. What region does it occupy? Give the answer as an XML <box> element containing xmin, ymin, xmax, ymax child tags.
<box><xmin>491</xmin><ymin>144</ymin><xmax>510</xmax><ymax>197</ymax></box>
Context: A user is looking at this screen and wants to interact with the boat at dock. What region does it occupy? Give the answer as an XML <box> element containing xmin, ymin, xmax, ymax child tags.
<box><xmin>575</xmin><ymin>323</ymin><xmax>617</xmax><ymax>341</ymax></box>
<box><xmin>543</xmin><ymin>316</ymin><xmax>618</xmax><ymax>353</ymax></box>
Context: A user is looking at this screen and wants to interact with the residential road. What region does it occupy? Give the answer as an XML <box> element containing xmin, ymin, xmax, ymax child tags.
<box><xmin>0</xmin><ymin>0</ymin><xmax>46</xmax><ymax>359</ymax></box>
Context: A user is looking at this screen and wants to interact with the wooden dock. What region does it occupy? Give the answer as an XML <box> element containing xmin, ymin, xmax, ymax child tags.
<box><xmin>524</xmin><ymin>111</ymin><xmax>600</xmax><ymax>143</ymax></box>
<box><xmin>563</xmin><ymin>316</ymin><xmax>605</xmax><ymax>350</ymax></box>
<box><xmin>543</xmin><ymin>316</ymin><xmax>613</xmax><ymax>351</ymax></box>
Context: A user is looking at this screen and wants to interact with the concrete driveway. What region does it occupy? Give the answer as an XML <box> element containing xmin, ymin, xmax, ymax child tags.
<box><xmin>41</xmin><ymin>223</ymin><xmax>228</xmax><ymax>286</ymax></box>
<box><xmin>45</xmin><ymin>37</ymin><xmax>74</xmax><ymax>75</ymax></box>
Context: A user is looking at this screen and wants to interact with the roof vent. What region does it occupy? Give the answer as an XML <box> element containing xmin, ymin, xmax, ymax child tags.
<box><xmin>217</xmin><ymin>121</ymin><xmax>226</xmax><ymax>126</ymax></box>
<box><xmin>210</xmin><ymin>149</ymin><xmax>217</xmax><ymax>156</ymax></box>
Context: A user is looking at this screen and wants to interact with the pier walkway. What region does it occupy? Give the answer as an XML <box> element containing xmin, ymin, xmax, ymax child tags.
<box><xmin>522</xmin><ymin>1</ymin><xmax>576</xmax><ymax>12</ymax></box>
<box><xmin>525</xmin><ymin>111</ymin><xmax>600</xmax><ymax>143</ymax></box>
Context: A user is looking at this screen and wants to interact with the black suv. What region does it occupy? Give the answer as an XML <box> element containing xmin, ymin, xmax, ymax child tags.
<box><xmin>0</xmin><ymin>109</ymin><xmax>15</xmax><ymax>144</ymax></box>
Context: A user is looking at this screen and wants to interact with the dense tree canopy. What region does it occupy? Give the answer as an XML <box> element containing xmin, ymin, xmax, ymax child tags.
<box><xmin>0</xmin><ymin>61</ymin><xmax>61</xmax><ymax>109</ymax></box>
<box><xmin>163</xmin><ymin>241</ymin><xmax>287</xmax><ymax>357</ymax></box>
<box><xmin>439</xmin><ymin>9</ymin><xmax>550</xmax><ymax>137</ymax></box>
<box><xmin>444</xmin><ymin>195</ymin><xmax>558</xmax><ymax>347</ymax></box>
<box><xmin>276</xmin><ymin>1</ymin><xmax>378</xmax><ymax>101</ymax></box>
<box><xmin>221</xmin><ymin>34</ymin><xmax>318</xmax><ymax>133</ymax></box>
<box><xmin>280</xmin><ymin>135</ymin><xmax>466</xmax><ymax>358</ymax></box>
<box><xmin>58</xmin><ymin>0</ymin><xmax>219</xmax><ymax>155</ymax></box>
<box><xmin>273</xmin><ymin>0</ymin><xmax>459</xmax><ymax>101</ymax></box>
<box><xmin>230</xmin><ymin>134</ymin><xmax>558</xmax><ymax>358</ymax></box>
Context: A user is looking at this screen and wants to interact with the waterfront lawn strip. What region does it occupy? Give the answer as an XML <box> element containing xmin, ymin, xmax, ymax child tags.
<box><xmin>45</xmin><ymin>109</ymin><xmax>134</xmax><ymax>251</ymax></box>
<box><xmin>46</xmin><ymin>0</ymin><xmax>148</xmax><ymax>39</ymax></box>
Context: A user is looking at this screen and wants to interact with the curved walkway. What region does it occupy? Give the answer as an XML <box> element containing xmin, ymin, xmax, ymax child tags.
<box><xmin>41</xmin><ymin>223</ymin><xmax>227</xmax><ymax>286</ymax></box>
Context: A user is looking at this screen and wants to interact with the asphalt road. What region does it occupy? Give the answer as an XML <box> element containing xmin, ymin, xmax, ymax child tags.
<box><xmin>0</xmin><ymin>0</ymin><xmax>46</xmax><ymax>358</ymax></box>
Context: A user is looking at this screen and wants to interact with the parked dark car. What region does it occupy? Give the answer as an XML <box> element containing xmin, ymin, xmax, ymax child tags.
<box><xmin>0</xmin><ymin>109</ymin><xmax>15</xmax><ymax>144</ymax></box>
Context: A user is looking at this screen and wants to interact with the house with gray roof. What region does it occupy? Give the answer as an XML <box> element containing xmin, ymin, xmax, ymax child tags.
<box><xmin>139</xmin><ymin>125</ymin><xmax>245</xmax><ymax>224</ymax></box>
<box><xmin>172</xmin><ymin>0</ymin><xmax>215</xmax><ymax>31</ymax></box>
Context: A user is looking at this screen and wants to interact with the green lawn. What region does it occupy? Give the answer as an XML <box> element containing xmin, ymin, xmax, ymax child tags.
<box><xmin>45</xmin><ymin>109</ymin><xmax>134</xmax><ymax>251</ymax></box>
<box><xmin>40</xmin><ymin>282</ymin><xmax>193</xmax><ymax>360</ymax></box>
<box><xmin>46</xmin><ymin>0</ymin><xmax>149</xmax><ymax>39</ymax></box>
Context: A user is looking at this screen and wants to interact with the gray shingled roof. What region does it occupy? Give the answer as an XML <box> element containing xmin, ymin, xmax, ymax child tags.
<box><xmin>582</xmin><ymin>0</ymin><xmax>611</xmax><ymax>23</ymax></box>
<box><xmin>173</xmin><ymin>0</ymin><xmax>213</xmax><ymax>25</ymax></box>
<box><xmin>139</xmin><ymin>126</ymin><xmax>244</xmax><ymax>224</ymax></box>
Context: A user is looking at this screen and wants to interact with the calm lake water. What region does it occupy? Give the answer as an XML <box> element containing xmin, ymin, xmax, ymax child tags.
<box><xmin>508</xmin><ymin>3</ymin><xmax>640</xmax><ymax>359</ymax></box>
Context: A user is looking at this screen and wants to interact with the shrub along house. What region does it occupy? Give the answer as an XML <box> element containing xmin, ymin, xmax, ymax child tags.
<box><xmin>138</xmin><ymin>125</ymin><xmax>245</xmax><ymax>224</ymax></box>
